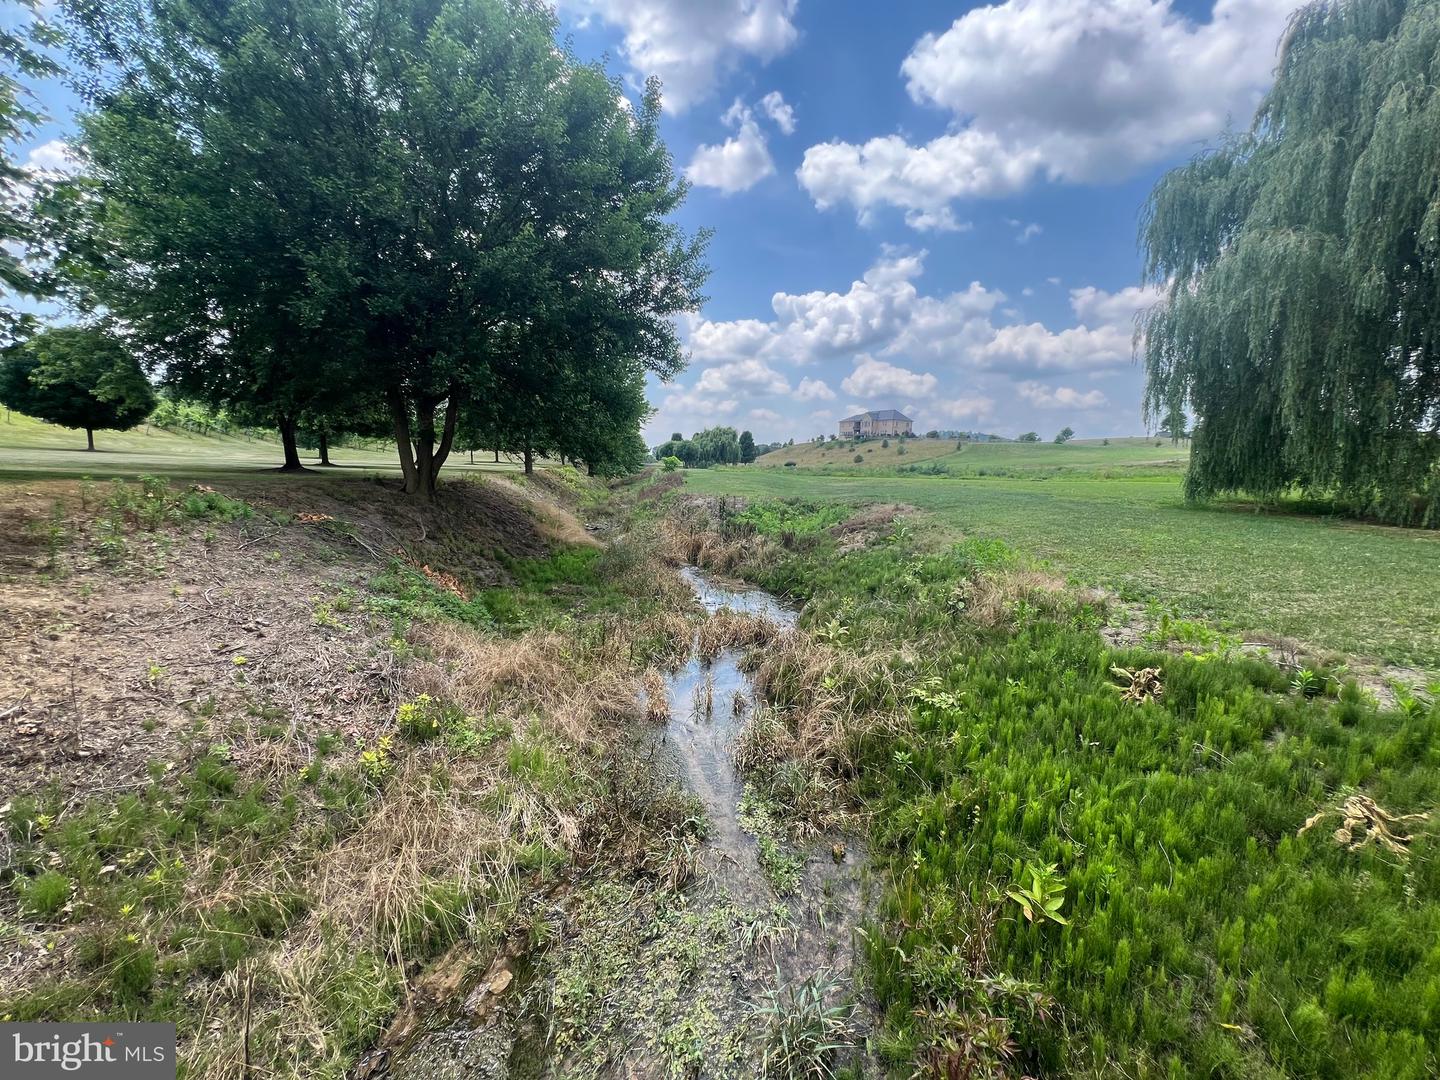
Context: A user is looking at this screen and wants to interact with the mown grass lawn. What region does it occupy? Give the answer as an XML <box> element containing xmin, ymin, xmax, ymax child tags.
<box><xmin>0</xmin><ymin>409</ymin><xmax>537</xmax><ymax>481</ymax></box>
<box><xmin>682</xmin><ymin>468</ymin><xmax>1440</xmax><ymax>669</ymax></box>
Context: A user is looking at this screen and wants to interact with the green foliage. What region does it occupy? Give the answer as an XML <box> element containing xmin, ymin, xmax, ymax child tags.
<box><xmin>1005</xmin><ymin>861</ymin><xmax>1068</xmax><ymax>925</ymax></box>
<box><xmin>683</xmin><ymin>467</ymin><xmax>1440</xmax><ymax>667</ymax></box>
<box><xmin>751</xmin><ymin>969</ymin><xmax>856</xmax><ymax>1079</ymax></box>
<box><xmin>1141</xmin><ymin>0</ymin><xmax>1440</xmax><ymax>525</ymax></box>
<box><xmin>17</xmin><ymin>869</ymin><xmax>72</xmax><ymax>919</ymax></box>
<box><xmin>660</xmin><ymin>455</ymin><xmax>683</xmax><ymax>472</ymax></box>
<box><xmin>395</xmin><ymin>694</ymin><xmax>468</xmax><ymax>742</ymax></box>
<box><xmin>740</xmin><ymin>429</ymin><xmax>757</xmax><ymax>464</ymax></box>
<box><xmin>1018</xmin><ymin>432</ymin><xmax>1039</xmax><ymax>442</ymax></box>
<box><xmin>0</xmin><ymin>325</ymin><xmax>156</xmax><ymax>447</ymax></box>
<box><xmin>1053</xmin><ymin>426</ymin><xmax>1074</xmax><ymax>445</ymax></box>
<box><xmin>654</xmin><ymin>426</ymin><xmax>743</xmax><ymax>468</ymax></box>
<box><xmin>70</xmin><ymin>0</ymin><xmax>707</xmax><ymax>497</ymax></box>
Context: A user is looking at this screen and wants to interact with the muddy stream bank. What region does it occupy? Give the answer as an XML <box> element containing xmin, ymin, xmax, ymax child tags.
<box><xmin>366</xmin><ymin>566</ymin><xmax>873</xmax><ymax>1079</ymax></box>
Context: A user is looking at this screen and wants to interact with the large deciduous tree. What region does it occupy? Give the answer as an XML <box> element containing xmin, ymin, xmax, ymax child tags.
<box><xmin>68</xmin><ymin>0</ymin><xmax>706</xmax><ymax>498</ymax></box>
<box><xmin>0</xmin><ymin>323</ymin><xmax>156</xmax><ymax>449</ymax></box>
<box><xmin>1141</xmin><ymin>0</ymin><xmax>1440</xmax><ymax>526</ymax></box>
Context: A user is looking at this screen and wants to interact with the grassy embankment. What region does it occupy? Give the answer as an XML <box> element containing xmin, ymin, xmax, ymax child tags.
<box><xmin>0</xmin><ymin>466</ymin><xmax>730</xmax><ymax>1077</ymax></box>
<box><xmin>662</xmin><ymin>491</ymin><xmax>1440</xmax><ymax>1078</ymax></box>
<box><xmin>685</xmin><ymin>455</ymin><xmax>1440</xmax><ymax>670</ymax></box>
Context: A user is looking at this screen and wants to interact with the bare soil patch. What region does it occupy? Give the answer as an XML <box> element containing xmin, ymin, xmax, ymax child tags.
<box><xmin>0</xmin><ymin>473</ymin><xmax>585</xmax><ymax>803</ymax></box>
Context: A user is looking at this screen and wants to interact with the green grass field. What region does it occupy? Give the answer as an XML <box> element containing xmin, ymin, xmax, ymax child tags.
<box><xmin>757</xmin><ymin>435</ymin><xmax>1190</xmax><ymax>477</ymax></box>
<box><xmin>0</xmin><ymin>410</ymin><xmax>532</xmax><ymax>480</ymax></box>
<box><xmin>683</xmin><ymin>462</ymin><xmax>1440</xmax><ymax>670</ymax></box>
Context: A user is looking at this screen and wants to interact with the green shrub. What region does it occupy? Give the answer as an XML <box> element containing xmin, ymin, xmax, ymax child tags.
<box><xmin>19</xmin><ymin>870</ymin><xmax>71</xmax><ymax>919</ymax></box>
<box><xmin>395</xmin><ymin>693</ymin><xmax>467</xmax><ymax>741</ymax></box>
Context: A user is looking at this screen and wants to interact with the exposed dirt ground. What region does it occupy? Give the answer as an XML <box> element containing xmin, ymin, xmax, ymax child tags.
<box><xmin>0</xmin><ymin>474</ymin><xmax>585</xmax><ymax>804</ymax></box>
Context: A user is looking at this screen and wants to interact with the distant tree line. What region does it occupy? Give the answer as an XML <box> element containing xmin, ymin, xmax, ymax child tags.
<box><xmin>652</xmin><ymin>427</ymin><xmax>762</xmax><ymax>467</ymax></box>
<box><xmin>1</xmin><ymin>0</ymin><xmax>707</xmax><ymax>493</ymax></box>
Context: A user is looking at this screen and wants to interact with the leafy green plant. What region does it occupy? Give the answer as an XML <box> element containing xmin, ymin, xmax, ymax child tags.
<box><xmin>1005</xmin><ymin>861</ymin><xmax>1068</xmax><ymax>925</ymax></box>
<box><xmin>395</xmin><ymin>694</ymin><xmax>467</xmax><ymax>742</ymax></box>
<box><xmin>1292</xmin><ymin>667</ymin><xmax>1324</xmax><ymax>698</ymax></box>
<box><xmin>751</xmin><ymin>969</ymin><xmax>856</xmax><ymax>1079</ymax></box>
<box><xmin>359</xmin><ymin>735</ymin><xmax>394</xmax><ymax>783</ymax></box>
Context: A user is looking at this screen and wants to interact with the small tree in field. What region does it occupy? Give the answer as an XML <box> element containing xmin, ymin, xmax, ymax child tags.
<box><xmin>739</xmin><ymin>430</ymin><xmax>756</xmax><ymax>463</ymax></box>
<box><xmin>1019</xmin><ymin>431</ymin><xmax>1040</xmax><ymax>442</ymax></box>
<box><xmin>0</xmin><ymin>325</ymin><xmax>155</xmax><ymax>449</ymax></box>
<box><xmin>1054</xmin><ymin>426</ymin><xmax>1074</xmax><ymax>444</ymax></box>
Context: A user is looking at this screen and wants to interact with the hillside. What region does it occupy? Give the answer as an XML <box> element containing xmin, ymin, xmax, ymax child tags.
<box><xmin>754</xmin><ymin>435</ymin><xmax>1190</xmax><ymax>477</ymax></box>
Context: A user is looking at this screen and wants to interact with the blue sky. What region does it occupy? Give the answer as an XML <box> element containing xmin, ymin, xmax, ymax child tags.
<box><xmin>10</xmin><ymin>0</ymin><xmax>1304</xmax><ymax>444</ymax></box>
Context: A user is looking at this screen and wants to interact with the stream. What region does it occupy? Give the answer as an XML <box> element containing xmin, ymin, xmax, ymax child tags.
<box><xmin>372</xmin><ymin>566</ymin><xmax>871</xmax><ymax>1079</ymax></box>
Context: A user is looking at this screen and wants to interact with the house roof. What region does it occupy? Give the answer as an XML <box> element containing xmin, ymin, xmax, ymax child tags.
<box><xmin>840</xmin><ymin>409</ymin><xmax>912</xmax><ymax>422</ymax></box>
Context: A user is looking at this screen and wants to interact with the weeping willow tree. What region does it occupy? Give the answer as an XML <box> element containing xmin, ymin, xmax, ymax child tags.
<box><xmin>1141</xmin><ymin>0</ymin><xmax>1440</xmax><ymax>526</ymax></box>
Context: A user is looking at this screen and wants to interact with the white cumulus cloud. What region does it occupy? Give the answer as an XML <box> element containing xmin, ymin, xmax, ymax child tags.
<box><xmin>799</xmin><ymin>0</ymin><xmax>1297</xmax><ymax>228</ymax></box>
<box><xmin>1018</xmin><ymin>381</ymin><xmax>1110</xmax><ymax>409</ymax></box>
<box><xmin>794</xmin><ymin>376</ymin><xmax>836</xmax><ymax>401</ymax></box>
<box><xmin>694</xmin><ymin>356</ymin><xmax>790</xmax><ymax>395</ymax></box>
<box><xmin>760</xmin><ymin>90</ymin><xmax>797</xmax><ymax>135</ymax></box>
<box><xmin>557</xmin><ymin>0</ymin><xmax>800</xmax><ymax>112</ymax></box>
<box><xmin>841</xmin><ymin>355</ymin><xmax>938</xmax><ymax>399</ymax></box>
<box><xmin>25</xmin><ymin>139</ymin><xmax>80</xmax><ymax>175</ymax></box>
<box><xmin>686</xmin><ymin>101</ymin><xmax>776</xmax><ymax>193</ymax></box>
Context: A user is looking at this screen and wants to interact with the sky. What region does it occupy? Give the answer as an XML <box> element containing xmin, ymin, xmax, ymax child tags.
<box><xmin>10</xmin><ymin>0</ymin><xmax>1307</xmax><ymax>445</ymax></box>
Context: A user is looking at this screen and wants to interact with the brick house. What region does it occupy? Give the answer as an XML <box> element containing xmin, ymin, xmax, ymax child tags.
<box><xmin>837</xmin><ymin>409</ymin><xmax>914</xmax><ymax>439</ymax></box>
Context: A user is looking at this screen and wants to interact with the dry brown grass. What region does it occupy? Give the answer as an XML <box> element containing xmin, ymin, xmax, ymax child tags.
<box><xmin>748</xmin><ymin>631</ymin><xmax>905</xmax><ymax>775</ymax></box>
<box><xmin>417</xmin><ymin>622</ymin><xmax>642</xmax><ymax>748</ymax></box>
<box><xmin>956</xmin><ymin>568</ymin><xmax>1072</xmax><ymax>629</ymax></box>
<box><xmin>655</xmin><ymin>509</ymin><xmax>781</xmax><ymax>576</ymax></box>
<box><xmin>313</xmin><ymin>754</ymin><xmax>513</xmax><ymax>945</ymax></box>
<box><xmin>642</xmin><ymin>669</ymin><xmax>670</xmax><ymax>723</ymax></box>
<box><xmin>695</xmin><ymin>608</ymin><xmax>782</xmax><ymax>662</ymax></box>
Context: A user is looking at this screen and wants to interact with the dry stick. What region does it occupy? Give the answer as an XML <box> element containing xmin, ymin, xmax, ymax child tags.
<box><xmin>242</xmin><ymin>963</ymin><xmax>254</xmax><ymax>1080</ymax></box>
<box><xmin>235</xmin><ymin>530</ymin><xmax>283</xmax><ymax>552</ymax></box>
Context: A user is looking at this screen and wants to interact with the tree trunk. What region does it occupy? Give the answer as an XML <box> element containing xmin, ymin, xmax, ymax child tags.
<box><xmin>85</xmin><ymin>427</ymin><xmax>95</xmax><ymax>452</ymax></box>
<box><xmin>586</xmin><ymin>461</ymin><xmax>595</xmax><ymax>476</ymax></box>
<box><xmin>493</xmin><ymin>448</ymin><xmax>500</xmax><ymax>463</ymax></box>
<box><xmin>523</xmin><ymin>441</ymin><xmax>534</xmax><ymax>475</ymax></box>
<box><xmin>412</xmin><ymin>399</ymin><xmax>437</xmax><ymax>500</ymax></box>
<box><xmin>317</xmin><ymin>431</ymin><xmax>331</xmax><ymax>466</ymax></box>
<box><xmin>278</xmin><ymin>416</ymin><xmax>303</xmax><ymax>471</ymax></box>
<box><xmin>390</xmin><ymin>390</ymin><xmax>420</xmax><ymax>495</ymax></box>
<box><xmin>394</xmin><ymin>386</ymin><xmax>461</xmax><ymax>501</ymax></box>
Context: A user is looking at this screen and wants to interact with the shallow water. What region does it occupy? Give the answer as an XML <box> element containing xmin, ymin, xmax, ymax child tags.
<box><xmin>661</xmin><ymin>568</ymin><xmax>798</xmax><ymax>907</ymax></box>
<box><xmin>376</xmin><ymin>567</ymin><xmax>870</xmax><ymax>1079</ymax></box>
